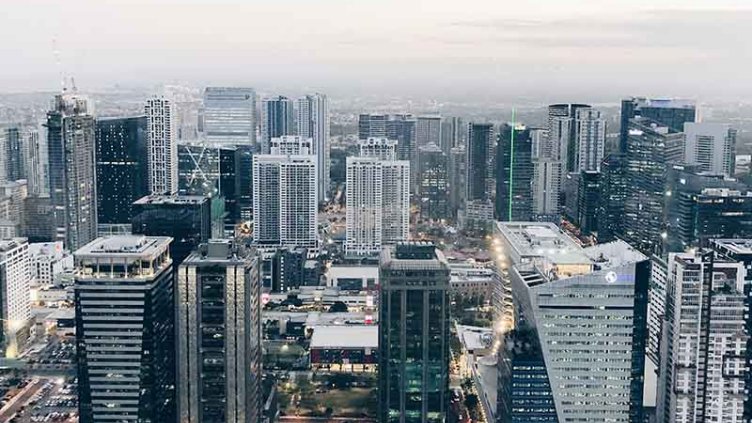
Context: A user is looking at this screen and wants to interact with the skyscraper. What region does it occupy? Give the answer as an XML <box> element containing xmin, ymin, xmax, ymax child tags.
<box><xmin>416</xmin><ymin>116</ymin><xmax>442</xmax><ymax>148</ymax></box>
<box><xmin>466</xmin><ymin>123</ymin><xmax>495</xmax><ymax>202</ymax></box>
<box><xmin>417</xmin><ymin>143</ymin><xmax>448</xmax><ymax>220</ymax></box>
<box><xmin>145</xmin><ymin>96</ymin><xmax>178</xmax><ymax>195</ymax></box>
<box><xmin>531</xmin><ymin>126</ymin><xmax>562</xmax><ymax>222</ymax></box>
<box><xmin>683</xmin><ymin>122</ymin><xmax>737</xmax><ymax>177</ymax></box>
<box><xmin>576</xmin><ymin>170</ymin><xmax>600</xmax><ymax>235</ymax></box>
<box><xmin>203</xmin><ymin>87</ymin><xmax>256</xmax><ymax>146</ymax></box>
<box><xmin>597</xmin><ymin>153</ymin><xmax>628</xmax><ymax>242</ymax></box>
<box><xmin>1</xmin><ymin>126</ymin><xmax>24</xmax><ymax>182</ymax></box>
<box><xmin>358</xmin><ymin>113</ymin><xmax>388</xmax><ymax>139</ymax></box>
<box><xmin>345</xmin><ymin>139</ymin><xmax>410</xmax><ymax>256</ymax></box>
<box><xmin>21</xmin><ymin>127</ymin><xmax>48</xmax><ymax>197</ymax></box>
<box><xmin>46</xmin><ymin>93</ymin><xmax>98</xmax><ymax>251</ymax></box>
<box><xmin>448</xmin><ymin>146</ymin><xmax>466</xmax><ymax>221</ymax></box>
<box><xmin>253</xmin><ymin>148</ymin><xmax>318</xmax><ymax>249</ymax></box>
<box><xmin>548</xmin><ymin>103</ymin><xmax>590</xmax><ymax>174</ymax></box>
<box><xmin>574</xmin><ymin>107</ymin><xmax>606</xmax><ymax>171</ymax></box>
<box><xmin>0</xmin><ymin>238</ymin><xmax>32</xmax><ymax>358</ymax></box>
<box><xmin>440</xmin><ymin>116</ymin><xmax>464</xmax><ymax>154</ymax></box>
<box><xmin>297</xmin><ymin>94</ymin><xmax>330</xmax><ymax>201</ymax></box>
<box><xmin>74</xmin><ymin>235</ymin><xmax>176</xmax><ymax>423</ymax></box>
<box><xmin>619</xmin><ymin>97</ymin><xmax>695</xmax><ymax>153</ymax></box>
<box><xmin>379</xmin><ymin>242</ymin><xmax>450</xmax><ymax>423</ymax></box>
<box><xmin>95</xmin><ymin>116</ymin><xmax>149</xmax><ymax>227</ymax></box>
<box><xmin>177</xmin><ymin>239</ymin><xmax>262</xmax><ymax>423</ymax></box>
<box><xmin>494</xmin><ymin>222</ymin><xmax>649</xmax><ymax>423</ymax></box>
<box><xmin>656</xmin><ymin>250</ymin><xmax>748</xmax><ymax>423</ymax></box>
<box><xmin>496</xmin><ymin>124</ymin><xmax>535</xmax><ymax>221</ymax></box>
<box><xmin>623</xmin><ymin>117</ymin><xmax>685</xmax><ymax>255</ymax></box>
<box><xmin>261</xmin><ymin>96</ymin><xmax>295</xmax><ymax>153</ymax></box>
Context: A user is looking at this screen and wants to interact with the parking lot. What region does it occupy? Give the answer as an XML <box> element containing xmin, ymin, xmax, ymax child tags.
<box><xmin>2</xmin><ymin>377</ymin><xmax>77</xmax><ymax>423</ymax></box>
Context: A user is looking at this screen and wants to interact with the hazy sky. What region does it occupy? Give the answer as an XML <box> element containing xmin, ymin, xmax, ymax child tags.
<box><xmin>2</xmin><ymin>0</ymin><xmax>752</xmax><ymax>100</ymax></box>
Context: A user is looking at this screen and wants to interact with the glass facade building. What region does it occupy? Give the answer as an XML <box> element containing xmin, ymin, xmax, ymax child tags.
<box><xmin>203</xmin><ymin>87</ymin><xmax>256</xmax><ymax>146</ymax></box>
<box><xmin>496</xmin><ymin>124</ymin><xmax>534</xmax><ymax>221</ymax></box>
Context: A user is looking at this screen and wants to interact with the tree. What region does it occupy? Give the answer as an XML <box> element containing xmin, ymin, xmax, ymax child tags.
<box><xmin>328</xmin><ymin>301</ymin><xmax>348</xmax><ymax>313</ymax></box>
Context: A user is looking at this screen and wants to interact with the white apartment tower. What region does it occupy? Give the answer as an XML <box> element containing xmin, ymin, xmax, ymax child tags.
<box><xmin>530</xmin><ymin>128</ymin><xmax>561</xmax><ymax>220</ymax></box>
<box><xmin>657</xmin><ymin>251</ymin><xmax>748</xmax><ymax>423</ymax></box>
<box><xmin>575</xmin><ymin>107</ymin><xmax>606</xmax><ymax>171</ymax></box>
<box><xmin>297</xmin><ymin>94</ymin><xmax>330</xmax><ymax>201</ymax></box>
<box><xmin>145</xmin><ymin>96</ymin><xmax>178</xmax><ymax>195</ymax></box>
<box><xmin>0</xmin><ymin>238</ymin><xmax>32</xmax><ymax>358</ymax></box>
<box><xmin>345</xmin><ymin>139</ymin><xmax>409</xmax><ymax>256</ymax></box>
<box><xmin>683</xmin><ymin>122</ymin><xmax>737</xmax><ymax>177</ymax></box>
<box><xmin>253</xmin><ymin>147</ymin><xmax>318</xmax><ymax>249</ymax></box>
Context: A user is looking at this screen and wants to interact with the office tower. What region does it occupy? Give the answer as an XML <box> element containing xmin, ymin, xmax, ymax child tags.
<box><xmin>359</xmin><ymin>137</ymin><xmax>397</xmax><ymax>160</ymax></box>
<box><xmin>576</xmin><ymin>170</ymin><xmax>600</xmax><ymax>235</ymax></box>
<box><xmin>378</xmin><ymin>242</ymin><xmax>450</xmax><ymax>423</ymax></box>
<box><xmin>297</xmin><ymin>94</ymin><xmax>330</xmax><ymax>201</ymax></box>
<box><xmin>261</xmin><ymin>96</ymin><xmax>295</xmax><ymax>152</ymax></box>
<box><xmin>145</xmin><ymin>96</ymin><xmax>178</xmax><ymax>195</ymax></box>
<box><xmin>177</xmin><ymin>239</ymin><xmax>261</xmax><ymax>423</ymax></box>
<box><xmin>345</xmin><ymin>146</ymin><xmax>410</xmax><ymax>256</ymax></box>
<box><xmin>0</xmin><ymin>238</ymin><xmax>32</xmax><ymax>358</ymax></box>
<box><xmin>448</xmin><ymin>146</ymin><xmax>466</xmax><ymax>221</ymax></box>
<box><xmin>358</xmin><ymin>113</ymin><xmax>388</xmax><ymax>139</ymax></box>
<box><xmin>416</xmin><ymin>116</ymin><xmax>442</xmax><ymax>148</ymax></box>
<box><xmin>253</xmin><ymin>151</ymin><xmax>318</xmax><ymax>249</ymax></box>
<box><xmin>177</xmin><ymin>142</ymin><xmax>242</xmax><ymax>224</ymax></box>
<box><xmin>683</xmin><ymin>122</ymin><xmax>737</xmax><ymax>176</ymax></box>
<box><xmin>466</xmin><ymin>123</ymin><xmax>495</xmax><ymax>201</ymax></box>
<box><xmin>1</xmin><ymin>126</ymin><xmax>25</xmax><ymax>182</ymax></box>
<box><xmin>237</xmin><ymin>145</ymin><xmax>254</xmax><ymax>221</ymax></box>
<box><xmin>548</xmin><ymin>103</ymin><xmax>590</xmax><ymax>173</ymax></box>
<box><xmin>0</xmin><ymin>180</ymin><xmax>28</xmax><ymax>238</ymax></box>
<box><xmin>46</xmin><ymin>93</ymin><xmax>98</xmax><ymax>251</ymax></box>
<box><xmin>574</xmin><ymin>107</ymin><xmax>606</xmax><ymax>171</ymax></box>
<box><xmin>561</xmin><ymin>172</ymin><xmax>580</xmax><ymax>223</ymax></box>
<box><xmin>417</xmin><ymin>143</ymin><xmax>448</xmax><ymax>220</ymax></box>
<box><xmin>387</xmin><ymin>114</ymin><xmax>417</xmax><ymax>162</ymax></box>
<box><xmin>74</xmin><ymin>236</ymin><xmax>175</xmax><ymax>423</ymax></box>
<box><xmin>664</xmin><ymin>164</ymin><xmax>752</xmax><ymax>252</ymax></box>
<box><xmin>656</xmin><ymin>250</ymin><xmax>748</xmax><ymax>423</ymax></box>
<box><xmin>131</xmin><ymin>195</ymin><xmax>212</xmax><ymax>266</ymax></box>
<box><xmin>27</xmin><ymin>241</ymin><xmax>72</xmax><ymax>286</ymax></box>
<box><xmin>95</xmin><ymin>116</ymin><xmax>149</xmax><ymax>228</ymax></box>
<box><xmin>22</xmin><ymin>128</ymin><xmax>48</xmax><ymax>197</ymax></box>
<box><xmin>531</xmin><ymin>127</ymin><xmax>562</xmax><ymax>222</ymax></box>
<box><xmin>623</xmin><ymin>117</ymin><xmax>685</xmax><ymax>255</ymax></box>
<box><xmin>597</xmin><ymin>153</ymin><xmax>627</xmax><ymax>242</ymax></box>
<box><xmin>494</xmin><ymin>222</ymin><xmax>650</xmax><ymax>423</ymax></box>
<box><xmin>0</xmin><ymin>129</ymin><xmax>8</xmax><ymax>183</ymax></box>
<box><xmin>441</xmin><ymin>116</ymin><xmax>464</xmax><ymax>154</ymax></box>
<box><xmin>496</xmin><ymin>124</ymin><xmax>534</xmax><ymax>221</ymax></box>
<box><xmin>203</xmin><ymin>87</ymin><xmax>256</xmax><ymax>146</ymax></box>
<box><xmin>619</xmin><ymin>97</ymin><xmax>695</xmax><ymax>153</ymax></box>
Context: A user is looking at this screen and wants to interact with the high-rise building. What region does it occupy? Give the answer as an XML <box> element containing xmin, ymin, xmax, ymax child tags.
<box><xmin>548</xmin><ymin>103</ymin><xmax>590</xmax><ymax>173</ymax></box>
<box><xmin>131</xmin><ymin>195</ymin><xmax>212</xmax><ymax>266</ymax></box>
<box><xmin>203</xmin><ymin>87</ymin><xmax>256</xmax><ymax>146</ymax></box>
<box><xmin>237</xmin><ymin>144</ymin><xmax>254</xmax><ymax>222</ymax></box>
<box><xmin>261</xmin><ymin>96</ymin><xmax>295</xmax><ymax>153</ymax></box>
<box><xmin>95</xmin><ymin>116</ymin><xmax>149</xmax><ymax>227</ymax></box>
<box><xmin>417</xmin><ymin>143</ymin><xmax>448</xmax><ymax>220</ymax></box>
<box><xmin>177</xmin><ymin>239</ymin><xmax>262</xmax><ymax>423</ymax></box>
<box><xmin>416</xmin><ymin>116</ymin><xmax>442</xmax><ymax>148</ymax></box>
<box><xmin>576</xmin><ymin>170</ymin><xmax>600</xmax><ymax>235</ymax></box>
<box><xmin>345</xmin><ymin>141</ymin><xmax>410</xmax><ymax>256</ymax></box>
<box><xmin>574</xmin><ymin>108</ymin><xmax>606</xmax><ymax>171</ymax></box>
<box><xmin>0</xmin><ymin>238</ymin><xmax>32</xmax><ymax>358</ymax></box>
<box><xmin>74</xmin><ymin>236</ymin><xmax>175</xmax><ymax>423</ymax></box>
<box><xmin>496</xmin><ymin>124</ymin><xmax>534</xmax><ymax>221</ymax></box>
<box><xmin>46</xmin><ymin>93</ymin><xmax>98</xmax><ymax>251</ymax></box>
<box><xmin>656</xmin><ymin>250</ymin><xmax>748</xmax><ymax>423</ymax></box>
<box><xmin>441</xmin><ymin>116</ymin><xmax>464</xmax><ymax>154</ymax></box>
<box><xmin>27</xmin><ymin>241</ymin><xmax>72</xmax><ymax>286</ymax></box>
<box><xmin>597</xmin><ymin>153</ymin><xmax>628</xmax><ymax>242</ymax></box>
<box><xmin>683</xmin><ymin>122</ymin><xmax>737</xmax><ymax>177</ymax></box>
<box><xmin>177</xmin><ymin>142</ymin><xmax>242</xmax><ymax>224</ymax></box>
<box><xmin>269</xmin><ymin>135</ymin><xmax>313</xmax><ymax>155</ymax></box>
<box><xmin>145</xmin><ymin>96</ymin><xmax>178</xmax><ymax>195</ymax></box>
<box><xmin>619</xmin><ymin>98</ymin><xmax>695</xmax><ymax>153</ymax></box>
<box><xmin>22</xmin><ymin>127</ymin><xmax>48</xmax><ymax>197</ymax></box>
<box><xmin>0</xmin><ymin>180</ymin><xmax>28</xmax><ymax>238</ymax></box>
<box><xmin>297</xmin><ymin>94</ymin><xmax>330</xmax><ymax>201</ymax></box>
<box><xmin>387</xmin><ymin>114</ymin><xmax>417</xmax><ymax>163</ymax></box>
<box><xmin>466</xmin><ymin>123</ymin><xmax>495</xmax><ymax>202</ymax></box>
<box><xmin>253</xmin><ymin>150</ymin><xmax>317</xmax><ymax>249</ymax></box>
<box><xmin>358</xmin><ymin>113</ymin><xmax>388</xmax><ymax>139</ymax></box>
<box><xmin>378</xmin><ymin>242</ymin><xmax>450</xmax><ymax>423</ymax></box>
<box><xmin>494</xmin><ymin>222</ymin><xmax>649</xmax><ymax>423</ymax></box>
<box><xmin>1</xmin><ymin>126</ymin><xmax>25</xmax><ymax>182</ymax></box>
<box><xmin>623</xmin><ymin>117</ymin><xmax>685</xmax><ymax>255</ymax></box>
<box><xmin>531</xmin><ymin>127</ymin><xmax>562</xmax><ymax>222</ymax></box>
<box><xmin>448</xmin><ymin>146</ymin><xmax>466</xmax><ymax>221</ymax></box>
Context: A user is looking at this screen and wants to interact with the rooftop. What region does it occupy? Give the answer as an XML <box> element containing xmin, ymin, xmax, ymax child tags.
<box><xmin>0</xmin><ymin>238</ymin><xmax>26</xmax><ymax>253</ymax></box>
<box><xmin>75</xmin><ymin>235</ymin><xmax>172</xmax><ymax>258</ymax></box>
<box><xmin>713</xmin><ymin>239</ymin><xmax>752</xmax><ymax>254</ymax></box>
<box><xmin>309</xmin><ymin>325</ymin><xmax>378</xmax><ymax>349</ymax></box>
<box><xmin>582</xmin><ymin>240</ymin><xmax>648</xmax><ymax>270</ymax></box>
<box><xmin>496</xmin><ymin>222</ymin><xmax>590</xmax><ymax>265</ymax></box>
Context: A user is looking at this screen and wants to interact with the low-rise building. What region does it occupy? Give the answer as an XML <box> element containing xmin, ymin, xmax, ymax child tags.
<box><xmin>310</xmin><ymin>325</ymin><xmax>378</xmax><ymax>372</ymax></box>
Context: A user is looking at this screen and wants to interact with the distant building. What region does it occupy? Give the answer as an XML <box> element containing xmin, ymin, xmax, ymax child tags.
<box><xmin>297</xmin><ymin>94</ymin><xmax>330</xmax><ymax>201</ymax></box>
<box><xmin>531</xmin><ymin>127</ymin><xmax>562</xmax><ymax>222</ymax></box>
<box><xmin>145</xmin><ymin>96</ymin><xmax>178</xmax><ymax>195</ymax></box>
<box><xmin>683</xmin><ymin>122</ymin><xmax>736</xmax><ymax>177</ymax></box>
<box><xmin>441</xmin><ymin>116</ymin><xmax>464</xmax><ymax>154</ymax></box>
<box><xmin>596</xmin><ymin>153</ymin><xmax>627</xmax><ymax>242</ymax></box>
<box><xmin>548</xmin><ymin>103</ymin><xmax>590</xmax><ymax>173</ymax></box>
<box><xmin>496</xmin><ymin>124</ymin><xmax>534</xmax><ymax>221</ymax></box>
<box><xmin>95</xmin><ymin>116</ymin><xmax>149</xmax><ymax>227</ymax></box>
<box><xmin>576</xmin><ymin>170</ymin><xmax>600</xmax><ymax>235</ymax></box>
<box><xmin>619</xmin><ymin>97</ymin><xmax>695</xmax><ymax>153</ymax></box>
<box><xmin>203</xmin><ymin>87</ymin><xmax>256</xmax><ymax>146</ymax></box>
<box><xmin>574</xmin><ymin>107</ymin><xmax>606</xmax><ymax>171</ymax></box>
<box><xmin>177</xmin><ymin>239</ymin><xmax>262</xmax><ymax>423</ymax></box>
<box><xmin>359</xmin><ymin>137</ymin><xmax>397</xmax><ymax>160</ymax></box>
<box><xmin>27</xmin><ymin>241</ymin><xmax>72</xmax><ymax>286</ymax></box>
<box><xmin>46</xmin><ymin>93</ymin><xmax>98</xmax><ymax>251</ymax></box>
<box><xmin>74</xmin><ymin>236</ymin><xmax>175</xmax><ymax>423</ymax></box>
<box><xmin>417</xmin><ymin>143</ymin><xmax>449</xmax><ymax>220</ymax></box>
<box><xmin>416</xmin><ymin>116</ymin><xmax>442</xmax><ymax>148</ymax></box>
<box><xmin>358</xmin><ymin>113</ymin><xmax>388</xmax><ymax>140</ymax></box>
<box><xmin>379</xmin><ymin>243</ymin><xmax>450</xmax><ymax>423</ymax></box>
<box><xmin>261</xmin><ymin>96</ymin><xmax>295</xmax><ymax>153</ymax></box>
<box><xmin>448</xmin><ymin>146</ymin><xmax>467</xmax><ymax>221</ymax></box>
<box><xmin>0</xmin><ymin>238</ymin><xmax>32</xmax><ymax>358</ymax></box>
<box><xmin>131</xmin><ymin>195</ymin><xmax>212</xmax><ymax>266</ymax></box>
<box><xmin>0</xmin><ymin>180</ymin><xmax>28</xmax><ymax>238</ymax></box>
<box><xmin>466</xmin><ymin>122</ymin><xmax>495</xmax><ymax>202</ymax></box>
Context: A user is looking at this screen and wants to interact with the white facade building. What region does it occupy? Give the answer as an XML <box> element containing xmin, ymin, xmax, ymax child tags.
<box><xmin>28</xmin><ymin>241</ymin><xmax>73</xmax><ymax>286</ymax></box>
<box><xmin>0</xmin><ymin>238</ymin><xmax>32</xmax><ymax>357</ymax></box>
<box><xmin>297</xmin><ymin>94</ymin><xmax>330</xmax><ymax>201</ymax></box>
<box><xmin>530</xmin><ymin>128</ymin><xmax>561</xmax><ymax>220</ymax></box>
<box><xmin>683</xmin><ymin>122</ymin><xmax>737</xmax><ymax>177</ymax></box>
<box><xmin>202</xmin><ymin>87</ymin><xmax>256</xmax><ymax>146</ymax></box>
<box><xmin>575</xmin><ymin>108</ymin><xmax>606</xmax><ymax>171</ymax></box>
<box><xmin>359</xmin><ymin>137</ymin><xmax>397</xmax><ymax>160</ymax></box>
<box><xmin>145</xmin><ymin>96</ymin><xmax>178</xmax><ymax>195</ymax></box>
